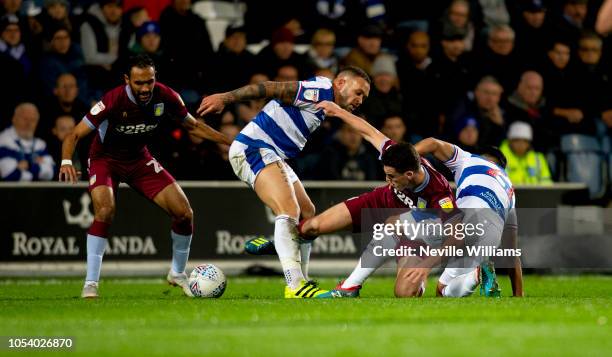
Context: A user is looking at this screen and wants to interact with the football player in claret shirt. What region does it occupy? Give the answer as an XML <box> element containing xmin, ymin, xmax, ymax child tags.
<box><xmin>246</xmin><ymin>100</ymin><xmax>459</xmax><ymax>298</ymax></box>
<box><xmin>59</xmin><ymin>54</ymin><xmax>231</xmax><ymax>298</ymax></box>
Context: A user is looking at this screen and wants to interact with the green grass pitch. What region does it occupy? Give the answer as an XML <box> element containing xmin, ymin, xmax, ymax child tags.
<box><xmin>1</xmin><ymin>275</ymin><xmax>611</xmax><ymax>356</ymax></box>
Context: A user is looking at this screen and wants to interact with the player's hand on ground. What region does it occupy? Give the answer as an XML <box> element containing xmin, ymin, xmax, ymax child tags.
<box><xmin>197</xmin><ymin>93</ymin><xmax>226</xmax><ymax>116</ymax></box>
<box><xmin>315</xmin><ymin>101</ymin><xmax>344</xmax><ymax>117</ymax></box>
<box><xmin>59</xmin><ymin>164</ymin><xmax>80</xmax><ymax>183</ymax></box>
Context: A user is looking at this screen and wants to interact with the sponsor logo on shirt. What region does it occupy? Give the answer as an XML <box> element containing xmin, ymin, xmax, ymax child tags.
<box><xmin>115</xmin><ymin>123</ymin><xmax>158</xmax><ymax>134</ymax></box>
<box><xmin>438</xmin><ymin>197</ymin><xmax>454</xmax><ymax>212</ymax></box>
<box><xmin>303</xmin><ymin>89</ymin><xmax>319</xmax><ymax>102</ymax></box>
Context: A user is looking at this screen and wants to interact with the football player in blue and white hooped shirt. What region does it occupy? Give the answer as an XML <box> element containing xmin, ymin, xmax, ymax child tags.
<box><xmin>414</xmin><ymin>138</ymin><xmax>523</xmax><ymax>297</ymax></box>
<box><xmin>197</xmin><ymin>67</ymin><xmax>371</xmax><ymax>298</ymax></box>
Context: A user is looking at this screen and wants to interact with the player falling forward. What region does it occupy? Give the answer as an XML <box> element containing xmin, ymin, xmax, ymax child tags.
<box><xmin>246</xmin><ymin>100</ymin><xmax>459</xmax><ymax>298</ymax></box>
<box><xmin>197</xmin><ymin>67</ymin><xmax>371</xmax><ymax>298</ymax></box>
<box><xmin>413</xmin><ymin>138</ymin><xmax>523</xmax><ymax>297</ymax></box>
<box><xmin>60</xmin><ymin>55</ymin><xmax>231</xmax><ymax>298</ymax></box>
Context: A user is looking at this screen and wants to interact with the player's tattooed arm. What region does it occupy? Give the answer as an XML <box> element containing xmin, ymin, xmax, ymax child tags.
<box><xmin>414</xmin><ymin>138</ymin><xmax>455</xmax><ymax>162</ymax></box>
<box><xmin>183</xmin><ymin>114</ymin><xmax>232</xmax><ymax>145</ymax></box>
<box><xmin>197</xmin><ymin>81</ymin><xmax>299</xmax><ymax>116</ymax></box>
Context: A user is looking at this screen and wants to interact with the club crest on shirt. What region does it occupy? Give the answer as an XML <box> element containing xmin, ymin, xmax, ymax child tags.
<box><xmin>303</xmin><ymin>89</ymin><xmax>319</xmax><ymax>102</ymax></box>
<box><xmin>154</xmin><ymin>103</ymin><xmax>164</xmax><ymax>116</ymax></box>
<box><xmin>417</xmin><ymin>197</ymin><xmax>427</xmax><ymax>209</ymax></box>
<box><xmin>90</xmin><ymin>101</ymin><xmax>105</xmax><ymax>116</ymax></box>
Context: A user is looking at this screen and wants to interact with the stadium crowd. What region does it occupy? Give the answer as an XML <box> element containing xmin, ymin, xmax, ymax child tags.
<box><xmin>0</xmin><ymin>0</ymin><xmax>611</xmax><ymax>199</ymax></box>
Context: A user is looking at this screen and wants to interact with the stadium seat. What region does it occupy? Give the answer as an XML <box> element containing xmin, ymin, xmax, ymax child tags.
<box><xmin>560</xmin><ymin>134</ymin><xmax>606</xmax><ymax>199</ymax></box>
<box><xmin>194</xmin><ymin>1</ymin><xmax>246</xmax><ymax>50</ymax></box>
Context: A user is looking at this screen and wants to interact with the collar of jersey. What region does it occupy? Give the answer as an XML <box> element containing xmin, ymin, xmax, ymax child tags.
<box><xmin>413</xmin><ymin>166</ymin><xmax>430</xmax><ymax>193</ymax></box>
<box><xmin>126</xmin><ymin>85</ymin><xmax>153</xmax><ymax>106</ymax></box>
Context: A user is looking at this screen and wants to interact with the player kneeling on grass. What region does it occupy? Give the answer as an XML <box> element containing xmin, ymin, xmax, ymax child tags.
<box><xmin>59</xmin><ymin>54</ymin><xmax>231</xmax><ymax>298</ymax></box>
<box><xmin>245</xmin><ymin>100</ymin><xmax>460</xmax><ymax>298</ymax></box>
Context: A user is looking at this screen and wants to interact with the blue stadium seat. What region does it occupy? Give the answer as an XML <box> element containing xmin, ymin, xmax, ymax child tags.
<box><xmin>561</xmin><ymin>134</ymin><xmax>605</xmax><ymax>199</ymax></box>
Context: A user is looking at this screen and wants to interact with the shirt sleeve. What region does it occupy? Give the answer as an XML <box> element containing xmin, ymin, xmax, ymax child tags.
<box><xmin>293</xmin><ymin>77</ymin><xmax>334</xmax><ymax>113</ymax></box>
<box><xmin>84</xmin><ymin>92</ymin><xmax>113</xmax><ymax>129</ymax></box>
<box><xmin>163</xmin><ymin>86</ymin><xmax>189</xmax><ymax>121</ymax></box>
<box><xmin>442</xmin><ymin>145</ymin><xmax>472</xmax><ymax>174</ymax></box>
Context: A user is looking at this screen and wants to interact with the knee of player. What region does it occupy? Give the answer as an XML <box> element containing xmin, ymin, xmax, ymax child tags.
<box><xmin>174</xmin><ymin>207</ymin><xmax>194</xmax><ymax>224</ymax></box>
<box><xmin>303</xmin><ymin>217</ymin><xmax>320</xmax><ymax>236</ymax></box>
<box><xmin>278</xmin><ymin>202</ymin><xmax>300</xmax><ymax>220</ymax></box>
<box><xmin>95</xmin><ymin>205</ymin><xmax>115</xmax><ymax>223</ymax></box>
<box><xmin>394</xmin><ymin>282</ymin><xmax>423</xmax><ymax>298</ymax></box>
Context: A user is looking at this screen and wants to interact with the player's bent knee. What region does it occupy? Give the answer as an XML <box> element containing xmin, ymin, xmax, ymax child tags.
<box><xmin>301</xmin><ymin>202</ymin><xmax>316</xmax><ymax>220</ymax></box>
<box><xmin>394</xmin><ymin>280</ymin><xmax>424</xmax><ymax>298</ymax></box>
<box><xmin>94</xmin><ymin>205</ymin><xmax>115</xmax><ymax>223</ymax></box>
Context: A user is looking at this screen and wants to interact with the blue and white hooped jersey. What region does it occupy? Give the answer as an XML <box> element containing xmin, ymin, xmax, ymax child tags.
<box><xmin>443</xmin><ymin>145</ymin><xmax>515</xmax><ymax>221</ymax></box>
<box><xmin>234</xmin><ymin>76</ymin><xmax>334</xmax><ymax>159</ymax></box>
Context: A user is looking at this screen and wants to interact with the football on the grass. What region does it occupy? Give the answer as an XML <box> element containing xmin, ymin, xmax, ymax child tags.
<box><xmin>188</xmin><ymin>264</ymin><xmax>227</xmax><ymax>298</ymax></box>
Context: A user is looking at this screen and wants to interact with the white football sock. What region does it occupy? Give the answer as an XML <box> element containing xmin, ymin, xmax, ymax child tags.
<box><xmin>85</xmin><ymin>234</ymin><xmax>107</xmax><ymax>283</ymax></box>
<box><xmin>171</xmin><ymin>231</ymin><xmax>192</xmax><ymax>274</ymax></box>
<box><xmin>274</xmin><ymin>215</ymin><xmax>304</xmax><ymax>289</ymax></box>
<box><xmin>442</xmin><ymin>269</ymin><xmax>479</xmax><ymax>297</ymax></box>
<box><xmin>299</xmin><ymin>242</ymin><xmax>312</xmax><ymax>281</ymax></box>
<box><xmin>343</xmin><ymin>232</ymin><xmax>396</xmax><ymax>288</ymax></box>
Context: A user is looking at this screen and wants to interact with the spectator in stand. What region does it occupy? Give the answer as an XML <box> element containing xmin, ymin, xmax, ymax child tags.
<box><xmin>112</xmin><ymin>21</ymin><xmax>169</xmax><ymax>81</ymax></box>
<box><xmin>192</xmin><ymin>123</ymin><xmax>240</xmax><ymax>181</ymax></box>
<box><xmin>47</xmin><ymin>114</ymin><xmax>84</xmax><ymax>179</ymax></box>
<box><xmin>117</xmin><ymin>6</ymin><xmax>150</xmax><ymax>58</ymax></box>
<box><xmin>513</xmin><ymin>0</ymin><xmax>551</xmax><ymax>69</ymax></box>
<box><xmin>0</xmin><ymin>51</ymin><xmax>26</xmax><ymax>126</ymax></box>
<box><xmin>256</xmin><ymin>27</ymin><xmax>306</xmax><ymax>80</ymax></box>
<box><xmin>574</xmin><ymin>32</ymin><xmax>612</xmax><ymax>132</ymax></box>
<box><xmin>359</xmin><ymin>54</ymin><xmax>402</xmax><ymax>128</ymax></box>
<box><xmin>428</xmin><ymin>26</ymin><xmax>472</xmax><ymax>118</ymax></box>
<box><xmin>472</xmin><ymin>24</ymin><xmax>521</xmax><ymax>93</ymax></box>
<box><xmin>209</xmin><ymin>25</ymin><xmax>255</xmax><ymax>93</ymax></box>
<box><xmin>449</xmin><ymin>76</ymin><xmax>506</xmax><ymax>147</ymax></box>
<box><xmin>500</xmin><ymin>121</ymin><xmax>552</xmax><ymax>185</ymax></box>
<box><xmin>0</xmin><ymin>15</ymin><xmax>31</xmax><ymax>79</ymax></box>
<box><xmin>506</xmin><ymin>71</ymin><xmax>554</xmax><ymax>151</ymax></box>
<box><xmin>305</xmin><ymin>28</ymin><xmax>339</xmax><ymax>75</ymax></box>
<box><xmin>432</xmin><ymin>0</ymin><xmax>476</xmax><ymax>52</ymax></box>
<box><xmin>477</xmin><ymin>0</ymin><xmax>510</xmax><ymax>29</ymax></box>
<box><xmin>38</xmin><ymin>0</ymin><xmax>73</xmax><ymax>33</ymax></box>
<box><xmin>121</xmin><ymin>0</ymin><xmax>171</xmax><ymax>21</ymax></box>
<box><xmin>555</xmin><ymin>0</ymin><xmax>589</xmax><ymax>48</ymax></box>
<box><xmin>160</xmin><ymin>0</ymin><xmax>213</xmax><ymax>104</ymax></box>
<box><xmin>0</xmin><ymin>103</ymin><xmax>55</xmax><ymax>181</ymax></box>
<box><xmin>314</xmin><ymin>122</ymin><xmax>381</xmax><ymax>181</ymax></box>
<box><xmin>307</xmin><ymin>0</ymin><xmax>369</xmax><ymax>46</ymax></box>
<box><xmin>314</xmin><ymin>67</ymin><xmax>335</xmax><ymax>80</ymax></box>
<box><xmin>39</xmin><ymin>26</ymin><xmax>89</xmax><ymax>104</ymax></box>
<box><xmin>80</xmin><ymin>0</ymin><xmax>123</xmax><ymax>94</ymax></box>
<box><xmin>380</xmin><ymin>115</ymin><xmax>408</xmax><ymax>143</ymax></box>
<box><xmin>454</xmin><ymin>116</ymin><xmax>479</xmax><ymax>151</ymax></box>
<box><xmin>342</xmin><ymin>24</ymin><xmax>384</xmax><ymax>76</ymax></box>
<box><xmin>397</xmin><ymin>31</ymin><xmax>438</xmax><ymax>137</ymax></box>
<box><xmin>274</xmin><ymin>64</ymin><xmax>300</xmax><ymax>82</ymax></box>
<box><xmin>39</xmin><ymin>73</ymin><xmax>89</xmax><ymax>141</ymax></box>
<box><xmin>541</xmin><ymin>39</ymin><xmax>595</xmax><ymax>139</ymax></box>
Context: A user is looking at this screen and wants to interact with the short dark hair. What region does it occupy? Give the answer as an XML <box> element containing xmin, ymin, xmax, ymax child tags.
<box><xmin>126</xmin><ymin>54</ymin><xmax>156</xmax><ymax>76</ymax></box>
<box><xmin>475</xmin><ymin>146</ymin><xmax>507</xmax><ymax>169</ymax></box>
<box><xmin>338</xmin><ymin>66</ymin><xmax>371</xmax><ymax>85</ymax></box>
<box><xmin>381</xmin><ymin>142</ymin><xmax>421</xmax><ymax>173</ymax></box>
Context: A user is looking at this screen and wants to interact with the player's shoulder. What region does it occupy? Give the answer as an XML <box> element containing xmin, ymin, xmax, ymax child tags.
<box><xmin>421</xmin><ymin>158</ymin><xmax>452</xmax><ymax>192</ymax></box>
<box><xmin>154</xmin><ymin>82</ymin><xmax>182</xmax><ymax>102</ymax></box>
<box><xmin>99</xmin><ymin>84</ymin><xmax>128</xmax><ymax>107</ymax></box>
<box><xmin>301</xmin><ymin>76</ymin><xmax>332</xmax><ymax>87</ymax></box>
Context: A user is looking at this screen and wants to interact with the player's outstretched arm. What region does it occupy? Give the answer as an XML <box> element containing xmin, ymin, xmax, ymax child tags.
<box><xmin>59</xmin><ymin>120</ymin><xmax>93</xmax><ymax>183</ymax></box>
<box><xmin>182</xmin><ymin>114</ymin><xmax>232</xmax><ymax>145</ymax></box>
<box><xmin>197</xmin><ymin>81</ymin><xmax>299</xmax><ymax>116</ymax></box>
<box><xmin>315</xmin><ymin>101</ymin><xmax>388</xmax><ymax>153</ymax></box>
<box><xmin>414</xmin><ymin>138</ymin><xmax>456</xmax><ymax>162</ymax></box>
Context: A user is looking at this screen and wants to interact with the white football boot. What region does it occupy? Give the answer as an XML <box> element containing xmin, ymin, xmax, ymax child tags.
<box><xmin>81</xmin><ymin>281</ymin><xmax>99</xmax><ymax>298</ymax></box>
<box><xmin>166</xmin><ymin>270</ymin><xmax>194</xmax><ymax>297</ymax></box>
